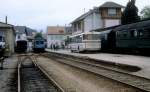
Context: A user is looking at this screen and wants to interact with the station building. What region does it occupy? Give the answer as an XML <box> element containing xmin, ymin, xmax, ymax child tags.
<box><xmin>71</xmin><ymin>1</ymin><xmax>124</xmax><ymax>35</ymax></box>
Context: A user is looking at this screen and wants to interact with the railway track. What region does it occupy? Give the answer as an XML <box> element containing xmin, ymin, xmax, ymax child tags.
<box><xmin>43</xmin><ymin>52</ymin><xmax>150</xmax><ymax>92</ymax></box>
<box><xmin>17</xmin><ymin>54</ymin><xmax>64</xmax><ymax>92</ymax></box>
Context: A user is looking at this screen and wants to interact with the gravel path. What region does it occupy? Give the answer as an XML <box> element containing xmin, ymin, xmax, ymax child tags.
<box><xmin>37</xmin><ymin>56</ymin><xmax>142</xmax><ymax>92</ymax></box>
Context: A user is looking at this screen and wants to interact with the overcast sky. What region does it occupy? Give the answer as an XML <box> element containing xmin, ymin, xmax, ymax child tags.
<box><xmin>0</xmin><ymin>0</ymin><xmax>149</xmax><ymax>31</ymax></box>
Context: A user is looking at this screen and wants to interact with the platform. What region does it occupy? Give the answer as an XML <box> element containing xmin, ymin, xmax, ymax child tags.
<box><xmin>46</xmin><ymin>49</ymin><xmax>150</xmax><ymax>79</ymax></box>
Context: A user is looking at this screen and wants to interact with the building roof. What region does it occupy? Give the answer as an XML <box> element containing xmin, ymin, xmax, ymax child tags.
<box><xmin>99</xmin><ymin>1</ymin><xmax>124</xmax><ymax>8</ymax></box>
<box><xmin>14</xmin><ymin>26</ymin><xmax>26</xmax><ymax>34</ymax></box>
<box><xmin>26</xmin><ymin>27</ymin><xmax>36</xmax><ymax>36</ymax></box>
<box><xmin>0</xmin><ymin>22</ymin><xmax>13</xmax><ymax>28</ymax></box>
<box><xmin>14</xmin><ymin>26</ymin><xmax>37</xmax><ymax>36</ymax></box>
<box><xmin>47</xmin><ymin>26</ymin><xmax>65</xmax><ymax>35</ymax></box>
<box><xmin>71</xmin><ymin>2</ymin><xmax>124</xmax><ymax>24</ymax></box>
<box><xmin>71</xmin><ymin>7</ymin><xmax>99</xmax><ymax>24</ymax></box>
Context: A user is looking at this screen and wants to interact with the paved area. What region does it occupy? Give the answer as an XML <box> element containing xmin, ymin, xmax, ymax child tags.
<box><xmin>46</xmin><ymin>49</ymin><xmax>150</xmax><ymax>79</ymax></box>
<box><xmin>0</xmin><ymin>55</ymin><xmax>18</xmax><ymax>92</ymax></box>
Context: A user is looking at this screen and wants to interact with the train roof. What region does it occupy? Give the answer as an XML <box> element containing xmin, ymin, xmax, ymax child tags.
<box><xmin>114</xmin><ymin>20</ymin><xmax>150</xmax><ymax>31</ymax></box>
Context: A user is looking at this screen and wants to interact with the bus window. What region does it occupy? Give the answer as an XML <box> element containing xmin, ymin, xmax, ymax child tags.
<box><xmin>75</xmin><ymin>36</ymin><xmax>82</xmax><ymax>43</ymax></box>
<box><xmin>93</xmin><ymin>34</ymin><xmax>100</xmax><ymax>40</ymax></box>
<box><xmin>83</xmin><ymin>34</ymin><xmax>100</xmax><ymax>40</ymax></box>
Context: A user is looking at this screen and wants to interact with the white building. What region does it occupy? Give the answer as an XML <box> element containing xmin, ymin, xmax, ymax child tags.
<box><xmin>71</xmin><ymin>2</ymin><xmax>124</xmax><ymax>34</ymax></box>
<box><xmin>47</xmin><ymin>26</ymin><xmax>65</xmax><ymax>49</ymax></box>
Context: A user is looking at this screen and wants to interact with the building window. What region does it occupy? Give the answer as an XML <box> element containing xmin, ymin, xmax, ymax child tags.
<box><xmin>108</xmin><ymin>9</ymin><xmax>117</xmax><ymax>16</ymax></box>
<box><xmin>78</xmin><ymin>22</ymin><xmax>81</xmax><ymax>30</ymax></box>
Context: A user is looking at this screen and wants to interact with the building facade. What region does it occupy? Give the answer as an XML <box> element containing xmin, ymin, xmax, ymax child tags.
<box><xmin>71</xmin><ymin>2</ymin><xmax>124</xmax><ymax>34</ymax></box>
<box><xmin>0</xmin><ymin>22</ymin><xmax>15</xmax><ymax>56</ymax></box>
<box><xmin>47</xmin><ymin>26</ymin><xmax>65</xmax><ymax>49</ymax></box>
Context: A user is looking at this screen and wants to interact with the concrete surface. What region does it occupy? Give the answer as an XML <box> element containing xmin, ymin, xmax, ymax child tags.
<box><xmin>46</xmin><ymin>49</ymin><xmax>150</xmax><ymax>79</ymax></box>
<box><xmin>0</xmin><ymin>55</ymin><xmax>18</xmax><ymax>92</ymax></box>
<box><xmin>37</xmin><ymin>56</ymin><xmax>142</xmax><ymax>92</ymax></box>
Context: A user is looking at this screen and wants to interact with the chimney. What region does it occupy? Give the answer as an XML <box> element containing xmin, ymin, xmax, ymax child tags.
<box><xmin>5</xmin><ymin>16</ymin><xmax>7</xmax><ymax>24</ymax></box>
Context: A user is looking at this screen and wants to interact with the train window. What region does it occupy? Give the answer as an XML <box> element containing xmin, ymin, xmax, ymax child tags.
<box><xmin>143</xmin><ymin>28</ymin><xmax>150</xmax><ymax>37</ymax></box>
<box><xmin>134</xmin><ymin>30</ymin><xmax>138</xmax><ymax>37</ymax></box>
<box><xmin>122</xmin><ymin>31</ymin><xmax>128</xmax><ymax>38</ymax></box>
<box><xmin>40</xmin><ymin>41</ymin><xmax>44</xmax><ymax>44</ymax></box>
<box><xmin>138</xmin><ymin>29</ymin><xmax>144</xmax><ymax>37</ymax></box>
<box><xmin>130</xmin><ymin>29</ymin><xmax>137</xmax><ymax>37</ymax></box>
<box><xmin>148</xmin><ymin>30</ymin><xmax>150</xmax><ymax>37</ymax></box>
<box><xmin>36</xmin><ymin>41</ymin><xmax>39</xmax><ymax>45</ymax></box>
<box><xmin>123</xmin><ymin>33</ymin><xmax>127</xmax><ymax>37</ymax></box>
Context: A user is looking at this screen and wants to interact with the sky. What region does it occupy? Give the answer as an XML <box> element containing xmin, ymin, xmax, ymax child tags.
<box><xmin>0</xmin><ymin>0</ymin><xmax>149</xmax><ymax>31</ymax></box>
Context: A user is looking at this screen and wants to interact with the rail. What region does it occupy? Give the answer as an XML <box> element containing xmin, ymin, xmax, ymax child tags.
<box><xmin>17</xmin><ymin>54</ymin><xmax>65</xmax><ymax>92</ymax></box>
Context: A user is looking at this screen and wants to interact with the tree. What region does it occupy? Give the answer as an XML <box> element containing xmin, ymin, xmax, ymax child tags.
<box><xmin>121</xmin><ymin>0</ymin><xmax>140</xmax><ymax>25</ymax></box>
<box><xmin>34</xmin><ymin>32</ymin><xmax>43</xmax><ymax>38</ymax></box>
<box><xmin>141</xmin><ymin>6</ymin><xmax>150</xmax><ymax>19</ymax></box>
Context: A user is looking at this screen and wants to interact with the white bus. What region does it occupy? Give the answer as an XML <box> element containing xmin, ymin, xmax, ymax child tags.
<box><xmin>69</xmin><ymin>32</ymin><xmax>102</xmax><ymax>52</ymax></box>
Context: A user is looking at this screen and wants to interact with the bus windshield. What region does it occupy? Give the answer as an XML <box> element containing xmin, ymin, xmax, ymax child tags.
<box><xmin>83</xmin><ymin>34</ymin><xmax>100</xmax><ymax>40</ymax></box>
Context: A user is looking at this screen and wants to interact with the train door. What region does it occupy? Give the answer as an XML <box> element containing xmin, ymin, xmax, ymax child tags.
<box><xmin>107</xmin><ymin>30</ymin><xmax>116</xmax><ymax>49</ymax></box>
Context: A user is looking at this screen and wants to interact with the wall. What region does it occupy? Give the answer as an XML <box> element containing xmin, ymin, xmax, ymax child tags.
<box><xmin>15</xmin><ymin>33</ymin><xmax>27</xmax><ymax>41</ymax></box>
<box><xmin>104</xmin><ymin>19</ymin><xmax>120</xmax><ymax>27</ymax></box>
<box><xmin>5</xmin><ymin>28</ymin><xmax>15</xmax><ymax>55</ymax></box>
<box><xmin>47</xmin><ymin>34</ymin><xmax>65</xmax><ymax>48</ymax></box>
<box><xmin>84</xmin><ymin>12</ymin><xmax>102</xmax><ymax>32</ymax></box>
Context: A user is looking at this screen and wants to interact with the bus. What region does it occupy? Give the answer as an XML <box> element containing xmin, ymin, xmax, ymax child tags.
<box><xmin>69</xmin><ymin>32</ymin><xmax>102</xmax><ymax>52</ymax></box>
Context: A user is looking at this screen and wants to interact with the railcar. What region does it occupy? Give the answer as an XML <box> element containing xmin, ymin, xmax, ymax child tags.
<box><xmin>113</xmin><ymin>20</ymin><xmax>150</xmax><ymax>54</ymax></box>
<box><xmin>33</xmin><ymin>37</ymin><xmax>45</xmax><ymax>52</ymax></box>
<box><xmin>15</xmin><ymin>40</ymin><xmax>27</xmax><ymax>53</ymax></box>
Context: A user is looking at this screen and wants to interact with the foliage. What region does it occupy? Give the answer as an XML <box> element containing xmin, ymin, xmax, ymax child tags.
<box><xmin>34</xmin><ymin>32</ymin><xmax>43</xmax><ymax>38</ymax></box>
<box><xmin>121</xmin><ymin>0</ymin><xmax>140</xmax><ymax>25</ymax></box>
<box><xmin>141</xmin><ymin>6</ymin><xmax>150</xmax><ymax>19</ymax></box>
